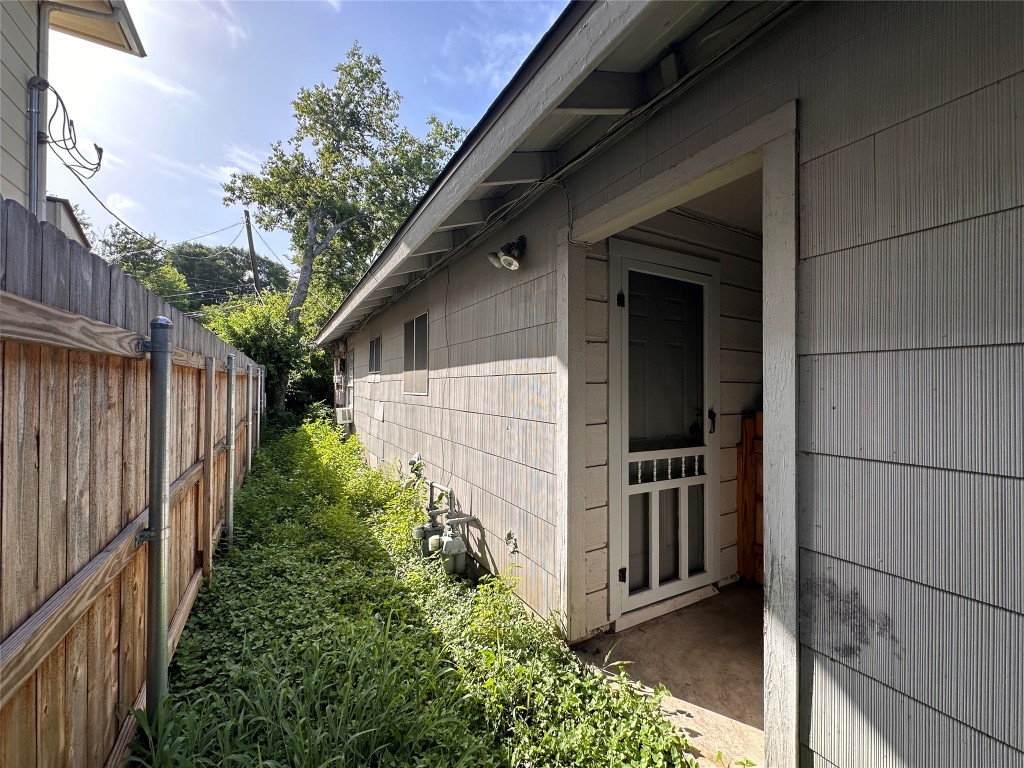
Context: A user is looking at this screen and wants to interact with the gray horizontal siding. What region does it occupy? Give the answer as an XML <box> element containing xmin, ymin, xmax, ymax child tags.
<box><xmin>800</xmin><ymin>646</ymin><xmax>1024</xmax><ymax>767</ymax></box>
<box><xmin>799</xmin><ymin>208</ymin><xmax>1024</xmax><ymax>354</ymax></box>
<box><xmin>349</xmin><ymin>194</ymin><xmax>565</xmax><ymax>620</ymax></box>
<box><xmin>799</xmin><ymin>346</ymin><xmax>1023</xmax><ymax>478</ymax></box>
<box><xmin>545</xmin><ymin>2</ymin><xmax>1024</xmax><ymax>761</ymax></box>
<box><xmin>801</xmin><ymin>550</ymin><xmax>1023</xmax><ymax>749</ymax></box>
<box><xmin>799</xmin><ymin>454</ymin><xmax>1024</xmax><ymax>615</ymax></box>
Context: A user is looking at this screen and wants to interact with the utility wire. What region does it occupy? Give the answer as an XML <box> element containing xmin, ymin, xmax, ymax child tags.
<box><xmin>161</xmin><ymin>284</ymin><xmax>252</xmax><ymax>298</ymax></box>
<box><xmin>46</xmin><ymin>84</ymin><xmax>103</xmax><ymax>179</ymax></box>
<box><xmin>252</xmin><ymin>223</ymin><xmax>297</xmax><ymax>274</ymax></box>
<box><xmin>54</xmin><ymin>152</ymin><xmax>244</xmax><ymax>256</ymax></box>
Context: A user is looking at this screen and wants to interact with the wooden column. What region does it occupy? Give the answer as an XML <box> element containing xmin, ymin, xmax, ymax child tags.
<box><xmin>201</xmin><ymin>357</ymin><xmax>215</xmax><ymax>580</ymax></box>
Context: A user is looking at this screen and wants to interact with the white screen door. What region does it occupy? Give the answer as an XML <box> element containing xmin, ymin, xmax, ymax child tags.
<box><xmin>612</xmin><ymin>244</ymin><xmax>720</xmax><ymax>612</ymax></box>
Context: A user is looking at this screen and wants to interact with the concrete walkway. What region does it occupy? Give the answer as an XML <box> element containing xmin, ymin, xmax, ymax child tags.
<box><xmin>576</xmin><ymin>582</ymin><xmax>764</xmax><ymax>766</ymax></box>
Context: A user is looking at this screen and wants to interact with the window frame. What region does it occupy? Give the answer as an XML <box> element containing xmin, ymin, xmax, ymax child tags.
<box><xmin>368</xmin><ymin>335</ymin><xmax>382</xmax><ymax>375</ymax></box>
<box><xmin>402</xmin><ymin>312</ymin><xmax>429</xmax><ymax>395</ymax></box>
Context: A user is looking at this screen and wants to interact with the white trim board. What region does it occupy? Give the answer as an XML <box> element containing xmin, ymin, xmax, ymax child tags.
<box><xmin>573</xmin><ymin>102</ymin><xmax>796</xmax><ymax>245</ymax></box>
<box><xmin>576</xmin><ymin>102</ymin><xmax>799</xmax><ymax>767</ymax></box>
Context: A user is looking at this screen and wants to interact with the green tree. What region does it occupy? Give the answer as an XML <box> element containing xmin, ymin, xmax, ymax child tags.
<box><xmin>223</xmin><ymin>43</ymin><xmax>463</xmax><ymax>327</ymax></box>
<box><xmin>71</xmin><ymin>202</ymin><xmax>97</xmax><ymax>247</ymax></box>
<box><xmin>97</xmin><ymin>223</ymin><xmax>195</xmax><ymax>311</ymax></box>
<box><xmin>168</xmin><ymin>243</ymin><xmax>290</xmax><ymax>306</ymax></box>
<box><xmin>202</xmin><ymin>291</ymin><xmax>327</xmax><ymax>410</ymax></box>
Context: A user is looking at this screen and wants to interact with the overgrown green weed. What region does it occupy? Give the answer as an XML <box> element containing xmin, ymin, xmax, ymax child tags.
<box><xmin>131</xmin><ymin>418</ymin><xmax>693</xmax><ymax>767</ymax></box>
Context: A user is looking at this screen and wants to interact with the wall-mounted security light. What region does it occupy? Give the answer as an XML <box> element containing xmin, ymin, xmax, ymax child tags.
<box><xmin>486</xmin><ymin>236</ymin><xmax>526</xmax><ymax>271</ymax></box>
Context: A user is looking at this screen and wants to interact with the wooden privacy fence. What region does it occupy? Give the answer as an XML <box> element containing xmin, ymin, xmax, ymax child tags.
<box><xmin>0</xmin><ymin>199</ymin><xmax>266</xmax><ymax>767</ymax></box>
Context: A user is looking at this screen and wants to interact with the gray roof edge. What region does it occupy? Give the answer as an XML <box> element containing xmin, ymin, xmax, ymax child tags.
<box><xmin>313</xmin><ymin>0</ymin><xmax>600</xmax><ymax>347</ymax></box>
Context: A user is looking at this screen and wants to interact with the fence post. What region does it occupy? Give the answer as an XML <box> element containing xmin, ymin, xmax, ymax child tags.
<box><xmin>256</xmin><ymin>366</ymin><xmax>263</xmax><ymax>451</ymax></box>
<box><xmin>246</xmin><ymin>363</ymin><xmax>253</xmax><ymax>472</ymax></box>
<box><xmin>143</xmin><ymin>316</ymin><xmax>172</xmax><ymax>722</ymax></box>
<box><xmin>202</xmin><ymin>356</ymin><xmax>215</xmax><ymax>580</ymax></box>
<box><xmin>225</xmin><ymin>354</ymin><xmax>236</xmax><ymax>547</ymax></box>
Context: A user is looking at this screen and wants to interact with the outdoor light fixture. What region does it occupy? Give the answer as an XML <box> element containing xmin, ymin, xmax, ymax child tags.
<box><xmin>486</xmin><ymin>236</ymin><xmax>526</xmax><ymax>270</ymax></box>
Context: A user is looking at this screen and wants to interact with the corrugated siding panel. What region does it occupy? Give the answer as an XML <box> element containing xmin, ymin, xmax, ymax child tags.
<box><xmin>798</xmin><ymin>2</ymin><xmax>1024</xmax><ymax>162</ymax></box>
<box><xmin>799</xmin><ymin>346</ymin><xmax>1024</xmax><ymax>478</ymax></box>
<box><xmin>800</xmin><ymin>137</ymin><xmax>875</xmax><ymax>258</ymax></box>
<box><xmin>801</xmin><ymin>551</ymin><xmax>1023</xmax><ymax>749</ymax></box>
<box><xmin>348</xmin><ymin>197</ymin><xmax>563</xmax><ymax>620</ymax></box>
<box><xmin>799</xmin><ymin>454</ymin><xmax>1024</xmax><ymax>614</ymax></box>
<box><xmin>875</xmin><ymin>71</ymin><xmax>1024</xmax><ymax>239</ymax></box>
<box><xmin>800</xmin><ymin>208</ymin><xmax>1024</xmax><ymax>354</ymax></box>
<box><xmin>0</xmin><ymin>1</ymin><xmax>36</xmax><ymax>207</ymax></box>
<box><xmin>801</xmin><ymin>647</ymin><xmax>1024</xmax><ymax>767</ymax></box>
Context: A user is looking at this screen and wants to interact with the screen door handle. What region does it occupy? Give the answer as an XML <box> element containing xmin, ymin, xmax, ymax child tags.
<box><xmin>708</xmin><ymin>408</ymin><xmax>717</xmax><ymax>434</ymax></box>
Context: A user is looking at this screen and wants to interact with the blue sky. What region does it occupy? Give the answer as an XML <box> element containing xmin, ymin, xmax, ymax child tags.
<box><xmin>47</xmin><ymin>0</ymin><xmax>565</xmax><ymax>271</ymax></box>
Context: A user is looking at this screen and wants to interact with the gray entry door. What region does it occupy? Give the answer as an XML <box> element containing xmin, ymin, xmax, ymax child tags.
<box><xmin>614</xmin><ymin>250</ymin><xmax>720</xmax><ymax>612</ymax></box>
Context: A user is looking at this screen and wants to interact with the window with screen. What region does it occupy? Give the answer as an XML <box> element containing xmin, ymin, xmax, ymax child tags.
<box><xmin>403</xmin><ymin>313</ymin><xmax>428</xmax><ymax>394</ymax></box>
<box><xmin>368</xmin><ymin>336</ymin><xmax>381</xmax><ymax>374</ymax></box>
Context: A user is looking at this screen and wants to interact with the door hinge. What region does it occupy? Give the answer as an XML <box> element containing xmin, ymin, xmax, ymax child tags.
<box><xmin>616</xmin><ymin>291</ymin><xmax>625</xmax><ymax>308</ymax></box>
<box><xmin>618</xmin><ymin>567</ymin><xmax>627</xmax><ymax>583</ymax></box>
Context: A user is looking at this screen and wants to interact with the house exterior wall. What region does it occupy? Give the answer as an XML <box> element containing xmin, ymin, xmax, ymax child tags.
<box><xmin>558</xmin><ymin>2</ymin><xmax>1023</xmax><ymax>764</ymax></box>
<box><xmin>1</xmin><ymin>1</ymin><xmax>37</xmax><ymax>205</ymax></box>
<box><xmin>346</xmin><ymin>192</ymin><xmax>566</xmax><ymax>620</ymax></box>
<box><xmin>579</xmin><ymin>219</ymin><xmax>763</xmax><ymax>636</ymax></box>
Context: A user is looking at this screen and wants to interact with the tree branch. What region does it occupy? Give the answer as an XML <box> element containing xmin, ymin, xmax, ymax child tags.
<box><xmin>311</xmin><ymin>213</ymin><xmax>364</xmax><ymax>258</ymax></box>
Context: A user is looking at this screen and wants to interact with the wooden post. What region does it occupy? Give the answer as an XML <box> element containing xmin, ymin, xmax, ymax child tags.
<box><xmin>243</xmin><ymin>210</ymin><xmax>262</xmax><ymax>295</ymax></box>
<box><xmin>201</xmin><ymin>357</ymin><xmax>215</xmax><ymax>581</ymax></box>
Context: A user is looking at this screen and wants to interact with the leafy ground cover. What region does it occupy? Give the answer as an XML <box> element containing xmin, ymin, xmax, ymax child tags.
<box><xmin>131</xmin><ymin>417</ymin><xmax>695</xmax><ymax>767</ymax></box>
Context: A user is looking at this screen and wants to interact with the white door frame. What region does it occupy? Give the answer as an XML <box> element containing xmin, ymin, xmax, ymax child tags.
<box><xmin>572</xmin><ymin>101</ymin><xmax>799</xmax><ymax>767</ymax></box>
<box><xmin>608</xmin><ymin>243</ymin><xmax>722</xmax><ymax>612</ymax></box>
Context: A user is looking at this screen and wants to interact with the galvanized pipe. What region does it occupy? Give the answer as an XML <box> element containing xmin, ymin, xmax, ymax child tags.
<box><xmin>225</xmin><ymin>354</ymin><xmax>236</xmax><ymax>546</ymax></box>
<box><xmin>245</xmin><ymin>363</ymin><xmax>253</xmax><ymax>472</ymax></box>
<box><xmin>145</xmin><ymin>316</ymin><xmax>172</xmax><ymax>721</ymax></box>
<box><xmin>27</xmin><ymin>77</ymin><xmax>47</xmax><ymax>217</ymax></box>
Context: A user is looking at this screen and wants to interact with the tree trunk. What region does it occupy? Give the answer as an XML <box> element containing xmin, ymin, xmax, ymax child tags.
<box><xmin>272</xmin><ymin>376</ymin><xmax>288</xmax><ymax>412</ymax></box>
<box><xmin>287</xmin><ymin>242</ymin><xmax>315</xmax><ymax>326</ymax></box>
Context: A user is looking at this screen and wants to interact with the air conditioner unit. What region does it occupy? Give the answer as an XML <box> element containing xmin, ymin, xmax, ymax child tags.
<box><xmin>336</xmin><ymin>407</ymin><xmax>354</xmax><ymax>425</ymax></box>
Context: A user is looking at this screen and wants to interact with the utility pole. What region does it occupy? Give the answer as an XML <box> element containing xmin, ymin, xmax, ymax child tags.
<box><xmin>243</xmin><ymin>209</ymin><xmax>262</xmax><ymax>294</ymax></box>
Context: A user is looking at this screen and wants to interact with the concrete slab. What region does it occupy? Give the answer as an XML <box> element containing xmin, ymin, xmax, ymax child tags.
<box><xmin>576</xmin><ymin>582</ymin><xmax>764</xmax><ymax>766</ymax></box>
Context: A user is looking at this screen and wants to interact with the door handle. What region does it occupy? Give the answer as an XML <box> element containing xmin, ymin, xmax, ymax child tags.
<box><xmin>708</xmin><ymin>408</ymin><xmax>717</xmax><ymax>434</ymax></box>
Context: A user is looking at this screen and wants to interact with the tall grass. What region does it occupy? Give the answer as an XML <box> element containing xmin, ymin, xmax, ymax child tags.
<box><xmin>130</xmin><ymin>418</ymin><xmax>693</xmax><ymax>767</ymax></box>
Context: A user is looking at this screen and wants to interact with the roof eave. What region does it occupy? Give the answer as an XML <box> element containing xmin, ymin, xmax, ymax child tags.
<box><xmin>48</xmin><ymin>0</ymin><xmax>147</xmax><ymax>58</ymax></box>
<box><xmin>314</xmin><ymin>0</ymin><xmax>658</xmax><ymax>347</ymax></box>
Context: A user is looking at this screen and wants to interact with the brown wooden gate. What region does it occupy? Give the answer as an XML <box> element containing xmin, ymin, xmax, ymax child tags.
<box><xmin>737</xmin><ymin>412</ymin><xmax>763</xmax><ymax>584</ymax></box>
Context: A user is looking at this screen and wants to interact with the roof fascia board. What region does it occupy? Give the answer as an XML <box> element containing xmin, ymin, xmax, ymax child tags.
<box><xmin>315</xmin><ymin>0</ymin><xmax>654</xmax><ymax>345</ymax></box>
<box><xmin>47</xmin><ymin>0</ymin><xmax>146</xmax><ymax>56</ymax></box>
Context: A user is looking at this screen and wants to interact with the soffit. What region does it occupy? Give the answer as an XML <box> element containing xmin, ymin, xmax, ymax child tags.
<box><xmin>50</xmin><ymin>0</ymin><xmax>145</xmax><ymax>57</ymax></box>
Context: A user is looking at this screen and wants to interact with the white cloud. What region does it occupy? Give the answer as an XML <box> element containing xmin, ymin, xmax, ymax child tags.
<box><xmin>212</xmin><ymin>0</ymin><xmax>248</xmax><ymax>48</ymax></box>
<box><xmin>196</xmin><ymin>163</ymin><xmax>241</xmax><ymax>185</ymax></box>
<box><xmin>433</xmin><ymin>2</ymin><xmax>565</xmax><ymax>93</ymax></box>
<box><xmin>324</xmin><ymin>0</ymin><xmax>342</xmax><ymax>11</ymax></box>
<box><xmin>122</xmin><ymin>68</ymin><xmax>199</xmax><ymax>100</ymax></box>
<box><xmin>106</xmin><ymin>192</ymin><xmax>140</xmax><ymax>218</ymax></box>
<box><xmin>224</xmin><ymin>143</ymin><xmax>263</xmax><ymax>173</ymax></box>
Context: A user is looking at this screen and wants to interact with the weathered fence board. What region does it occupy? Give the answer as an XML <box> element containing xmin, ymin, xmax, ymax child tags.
<box><xmin>0</xmin><ymin>199</ymin><xmax>265</xmax><ymax>767</ymax></box>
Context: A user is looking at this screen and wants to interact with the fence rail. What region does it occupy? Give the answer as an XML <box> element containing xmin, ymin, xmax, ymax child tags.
<box><xmin>0</xmin><ymin>199</ymin><xmax>265</xmax><ymax>767</ymax></box>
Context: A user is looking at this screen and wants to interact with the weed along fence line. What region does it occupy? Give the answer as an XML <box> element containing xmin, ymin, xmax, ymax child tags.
<box><xmin>0</xmin><ymin>198</ymin><xmax>265</xmax><ymax>767</ymax></box>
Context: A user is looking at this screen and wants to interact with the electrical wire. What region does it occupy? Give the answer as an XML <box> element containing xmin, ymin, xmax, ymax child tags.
<box><xmin>46</xmin><ymin>84</ymin><xmax>103</xmax><ymax>179</ymax></box>
<box><xmin>160</xmin><ymin>284</ymin><xmax>252</xmax><ymax>298</ymax></box>
<box><xmin>54</xmin><ymin>151</ymin><xmax>245</xmax><ymax>258</ymax></box>
<box><xmin>184</xmin><ymin>300</ymin><xmax>254</xmax><ymax>316</ymax></box>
